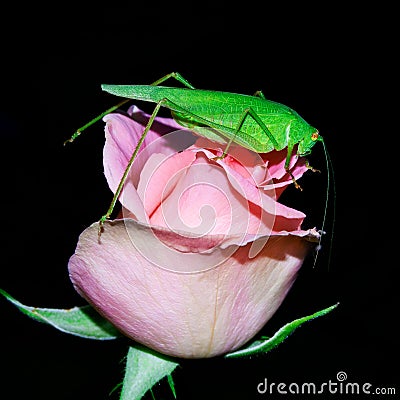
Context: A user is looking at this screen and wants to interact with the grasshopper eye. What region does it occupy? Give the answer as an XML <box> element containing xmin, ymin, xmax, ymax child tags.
<box><xmin>311</xmin><ymin>132</ymin><xmax>319</xmax><ymax>141</ymax></box>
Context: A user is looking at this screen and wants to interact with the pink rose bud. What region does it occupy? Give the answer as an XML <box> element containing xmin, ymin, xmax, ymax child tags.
<box><xmin>68</xmin><ymin>106</ymin><xmax>319</xmax><ymax>358</ymax></box>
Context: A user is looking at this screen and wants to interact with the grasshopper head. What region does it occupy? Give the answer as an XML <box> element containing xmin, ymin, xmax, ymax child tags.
<box><xmin>298</xmin><ymin>128</ymin><xmax>322</xmax><ymax>156</ymax></box>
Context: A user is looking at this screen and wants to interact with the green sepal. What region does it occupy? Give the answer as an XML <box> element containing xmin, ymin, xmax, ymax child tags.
<box><xmin>167</xmin><ymin>373</ymin><xmax>177</xmax><ymax>399</ymax></box>
<box><xmin>119</xmin><ymin>345</ymin><xmax>179</xmax><ymax>400</ymax></box>
<box><xmin>0</xmin><ymin>288</ymin><xmax>121</xmax><ymax>340</ymax></box>
<box><xmin>225</xmin><ymin>303</ymin><xmax>339</xmax><ymax>359</ymax></box>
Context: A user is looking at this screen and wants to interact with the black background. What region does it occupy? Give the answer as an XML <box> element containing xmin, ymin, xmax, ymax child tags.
<box><xmin>1</xmin><ymin>5</ymin><xmax>396</xmax><ymax>400</ymax></box>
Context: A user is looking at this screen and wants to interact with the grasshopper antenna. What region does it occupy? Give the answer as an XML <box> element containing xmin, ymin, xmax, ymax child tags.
<box><xmin>313</xmin><ymin>137</ymin><xmax>336</xmax><ymax>269</ymax></box>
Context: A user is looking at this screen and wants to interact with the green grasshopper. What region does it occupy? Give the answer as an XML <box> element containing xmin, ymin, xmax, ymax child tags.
<box><xmin>67</xmin><ymin>72</ymin><xmax>327</xmax><ymax>241</ymax></box>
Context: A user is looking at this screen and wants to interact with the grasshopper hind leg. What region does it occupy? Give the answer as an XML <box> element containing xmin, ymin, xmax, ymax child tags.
<box><xmin>150</xmin><ymin>72</ymin><xmax>195</xmax><ymax>89</ymax></box>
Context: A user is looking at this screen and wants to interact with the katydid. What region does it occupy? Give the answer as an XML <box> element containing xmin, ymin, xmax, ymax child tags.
<box><xmin>67</xmin><ymin>72</ymin><xmax>328</xmax><ymax>246</ymax></box>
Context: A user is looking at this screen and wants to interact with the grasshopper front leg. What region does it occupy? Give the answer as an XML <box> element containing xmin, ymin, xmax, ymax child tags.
<box><xmin>284</xmin><ymin>143</ymin><xmax>303</xmax><ymax>191</ymax></box>
<box><xmin>98</xmin><ymin>98</ymin><xmax>167</xmax><ymax>241</ymax></box>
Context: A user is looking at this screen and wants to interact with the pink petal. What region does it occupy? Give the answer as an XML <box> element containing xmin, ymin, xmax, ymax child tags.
<box><xmin>258</xmin><ymin>147</ymin><xmax>310</xmax><ymax>197</ymax></box>
<box><xmin>137</xmin><ymin>151</ymin><xmax>196</xmax><ymax>218</ymax></box>
<box><xmin>102</xmin><ymin>113</ymin><xmax>147</xmax><ymax>221</ymax></box>
<box><xmin>150</xmin><ymin>152</ymin><xmax>267</xmax><ymax>238</ymax></box>
<box><xmin>192</xmin><ymin>138</ymin><xmax>268</xmax><ymax>186</ymax></box>
<box><xmin>68</xmin><ymin>219</ymin><xmax>318</xmax><ymax>358</ymax></box>
<box><xmin>103</xmin><ymin>108</ymin><xmax>197</xmax><ymax>219</ymax></box>
<box><xmin>127</xmin><ymin>105</ymin><xmax>185</xmax><ymax>132</ymax></box>
<box><xmin>195</xmin><ymin>148</ymin><xmax>306</xmax><ymax>233</ymax></box>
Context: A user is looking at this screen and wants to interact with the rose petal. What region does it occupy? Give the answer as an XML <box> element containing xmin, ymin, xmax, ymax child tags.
<box><xmin>137</xmin><ymin>151</ymin><xmax>196</xmax><ymax>218</ymax></box>
<box><xmin>258</xmin><ymin>147</ymin><xmax>309</xmax><ymax>197</ymax></box>
<box><xmin>192</xmin><ymin>138</ymin><xmax>268</xmax><ymax>185</ymax></box>
<box><xmin>150</xmin><ymin>152</ymin><xmax>267</xmax><ymax>238</ymax></box>
<box><xmin>192</xmin><ymin>148</ymin><xmax>306</xmax><ymax>233</ymax></box>
<box><xmin>127</xmin><ymin>105</ymin><xmax>185</xmax><ymax>132</ymax></box>
<box><xmin>68</xmin><ymin>219</ymin><xmax>317</xmax><ymax>358</ymax></box>
<box><xmin>103</xmin><ymin>109</ymin><xmax>197</xmax><ymax>220</ymax></box>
